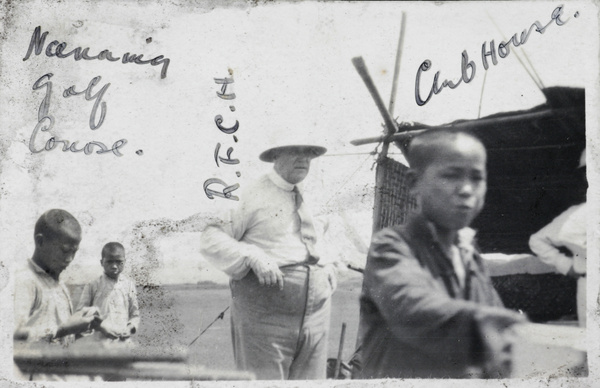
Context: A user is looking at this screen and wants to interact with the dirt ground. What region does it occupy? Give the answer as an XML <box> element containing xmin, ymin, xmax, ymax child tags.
<box><xmin>69</xmin><ymin>274</ymin><xmax>364</xmax><ymax>374</ymax></box>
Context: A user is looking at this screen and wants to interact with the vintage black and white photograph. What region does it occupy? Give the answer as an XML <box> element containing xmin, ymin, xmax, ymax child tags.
<box><xmin>0</xmin><ymin>1</ymin><xmax>598</xmax><ymax>386</ymax></box>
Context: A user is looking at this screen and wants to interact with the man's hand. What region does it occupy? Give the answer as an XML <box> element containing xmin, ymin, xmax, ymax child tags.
<box><xmin>249</xmin><ymin>259</ymin><xmax>284</xmax><ymax>290</ymax></box>
<box><xmin>324</xmin><ymin>264</ymin><xmax>338</xmax><ymax>292</ymax></box>
<box><xmin>566</xmin><ymin>265</ymin><xmax>584</xmax><ymax>279</ymax></box>
<box><xmin>56</xmin><ymin>307</ymin><xmax>100</xmax><ymax>338</ymax></box>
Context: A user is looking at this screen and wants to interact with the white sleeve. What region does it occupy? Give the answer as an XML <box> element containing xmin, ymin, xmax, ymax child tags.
<box><xmin>529</xmin><ymin>208</ymin><xmax>576</xmax><ymax>275</ymax></box>
<box><xmin>199</xmin><ymin>200</ymin><xmax>267</xmax><ymax>280</ymax></box>
<box><xmin>557</xmin><ymin>203</ymin><xmax>587</xmax><ymax>258</ymax></box>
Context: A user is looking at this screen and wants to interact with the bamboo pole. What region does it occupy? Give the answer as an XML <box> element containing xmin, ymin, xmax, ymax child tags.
<box><xmin>350</xmin><ymin>108</ymin><xmax>560</xmax><ymax>147</ymax></box>
<box><xmin>351</xmin><ymin>57</ymin><xmax>399</xmax><ymax>141</ymax></box>
<box><xmin>352</xmin><ymin>14</ymin><xmax>406</xmax><ymax>232</ymax></box>
<box><xmin>381</xmin><ymin>12</ymin><xmax>407</xmax><ymax>159</ymax></box>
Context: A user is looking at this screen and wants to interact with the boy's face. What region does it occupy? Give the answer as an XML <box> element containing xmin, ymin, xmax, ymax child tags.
<box><xmin>413</xmin><ymin>137</ymin><xmax>487</xmax><ymax>232</ymax></box>
<box><xmin>39</xmin><ymin>228</ymin><xmax>81</xmax><ymax>277</ymax></box>
<box><xmin>101</xmin><ymin>250</ymin><xmax>125</xmax><ymax>279</ymax></box>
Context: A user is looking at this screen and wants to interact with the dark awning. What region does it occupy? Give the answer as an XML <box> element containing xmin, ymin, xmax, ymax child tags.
<box><xmin>395</xmin><ymin>86</ymin><xmax>586</xmax><ymax>253</ymax></box>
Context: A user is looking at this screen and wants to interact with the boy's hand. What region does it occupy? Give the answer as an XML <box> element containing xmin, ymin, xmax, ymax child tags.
<box><xmin>118</xmin><ymin>323</ymin><xmax>137</xmax><ymax>340</ymax></box>
<box><xmin>56</xmin><ymin>309</ymin><xmax>99</xmax><ymax>338</ymax></box>
<box><xmin>80</xmin><ymin>306</ymin><xmax>100</xmax><ymax>317</ymax></box>
<box><xmin>127</xmin><ymin>322</ymin><xmax>137</xmax><ymax>335</ymax></box>
<box><xmin>477</xmin><ymin>307</ymin><xmax>527</xmax><ymax>378</ymax></box>
<box><xmin>119</xmin><ymin>331</ymin><xmax>131</xmax><ymax>340</ymax></box>
<box><xmin>98</xmin><ymin>322</ymin><xmax>121</xmax><ymax>340</ymax></box>
<box><xmin>13</xmin><ymin>328</ymin><xmax>30</xmax><ymax>341</ymax></box>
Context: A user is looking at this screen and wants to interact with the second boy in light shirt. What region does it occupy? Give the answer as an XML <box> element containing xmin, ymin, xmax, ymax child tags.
<box><xmin>77</xmin><ymin>242</ymin><xmax>140</xmax><ymax>342</ymax></box>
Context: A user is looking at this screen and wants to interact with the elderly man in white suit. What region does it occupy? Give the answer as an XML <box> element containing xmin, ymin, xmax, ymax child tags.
<box><xmin>200</xmin><ymin>142</ymin><xmax>337</xmax><ymax>380</ymax></box>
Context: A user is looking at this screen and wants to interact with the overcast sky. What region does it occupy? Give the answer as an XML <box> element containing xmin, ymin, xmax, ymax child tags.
<box><xmin>0</xmin><ymin>1</ymin><xmax>597</xmax><ymax>286</ymax></box>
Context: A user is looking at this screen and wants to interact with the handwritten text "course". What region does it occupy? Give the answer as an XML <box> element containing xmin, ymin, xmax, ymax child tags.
<box><xmin>29</xmin><ymin>74</ymin><xmax>127</xmax><ymax>156</ymax></box>
<box><xmin>23</xmin><ymin>26</ymin><xmax>170</xmax><ymax>79</ymax></box>
<box><xmin>415</xmin><ymin>5</ymin><xmax>573</xmax><ymax>106</ymax></box>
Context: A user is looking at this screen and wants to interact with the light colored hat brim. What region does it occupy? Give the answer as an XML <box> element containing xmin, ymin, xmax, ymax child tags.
<box><xmin>259</xmin><ymin>145</ymin><xmax>327</xmax><ymax>162</ymax></box>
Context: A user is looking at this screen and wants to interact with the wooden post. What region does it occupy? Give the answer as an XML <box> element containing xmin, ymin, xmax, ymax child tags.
<box><xmin>334</xmin><ymin>322</ymin><xmax>347</xmax><ymax>379</ymax></box>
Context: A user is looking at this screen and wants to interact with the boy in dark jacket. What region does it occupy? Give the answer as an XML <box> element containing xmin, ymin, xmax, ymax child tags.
<box><xmin>357</xmin><ymin>130</ymin><xmax>525</xmax><ymax>379</ymax></box>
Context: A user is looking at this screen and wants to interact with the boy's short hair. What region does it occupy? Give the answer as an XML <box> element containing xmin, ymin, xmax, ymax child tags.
<box><xmin>406</xmin><ymin>129</ymin><xmax>486</xmax><ymax>172</ymax></box>
<box><xmin>102</xmin><ymin>242</ymin><xmax>125</xmax><ymax>258</ymax></box>
<box><xmin>34</xmin><ymin>209</ymin><xmax>81</xmax><ymax>240</ymax></box>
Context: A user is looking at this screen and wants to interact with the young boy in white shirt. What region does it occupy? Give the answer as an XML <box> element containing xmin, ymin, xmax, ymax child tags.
<box><xmin>77</xmin><ymin>242</ymin><xmax>140</xmax><ymax>342</ymax></box>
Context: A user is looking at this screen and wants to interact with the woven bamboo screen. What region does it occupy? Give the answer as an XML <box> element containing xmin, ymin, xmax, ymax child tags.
<box><xmin>373</xmin><ymin>157</ymin><xmax>416</xmax><ymax>231</ymax></box>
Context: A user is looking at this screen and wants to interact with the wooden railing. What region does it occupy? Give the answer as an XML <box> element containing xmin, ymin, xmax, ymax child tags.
<box><xmin>13</xmin><ymin>341</ymin><xmax>255</xmax><ymax>381</ymax></box>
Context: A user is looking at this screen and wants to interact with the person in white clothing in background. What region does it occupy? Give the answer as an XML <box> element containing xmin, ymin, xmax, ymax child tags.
<box><xmin>529</xmin><ymin>148</ymin><xmax>587</xmax><ymax>326</ymax></box>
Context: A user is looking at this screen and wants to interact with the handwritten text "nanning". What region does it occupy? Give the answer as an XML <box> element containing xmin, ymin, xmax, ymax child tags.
<box><xmin>23</xmin><ymin>26</ymin><xmax>170</xmax><ymax>79</ymax></box>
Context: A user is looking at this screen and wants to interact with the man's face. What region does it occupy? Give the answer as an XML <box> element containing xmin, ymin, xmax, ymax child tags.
<box><xmin>38</xmin><ymin>227</ymin><xmax>81</xmax><ymax>277</ymax></box>
<box><xmin>413</xmin><ymin>137</ymin><xmax>487</xmax><ymax>232</ymax></box>
<box><xmin>101</xmin><ymin>251</ymin><xmax>126</xmax><ymax>280</ymax></box>
<box><xmin>273</xmin><ymin>150</ymin><xmax>312</xmax><ymax>184</ymax></box>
